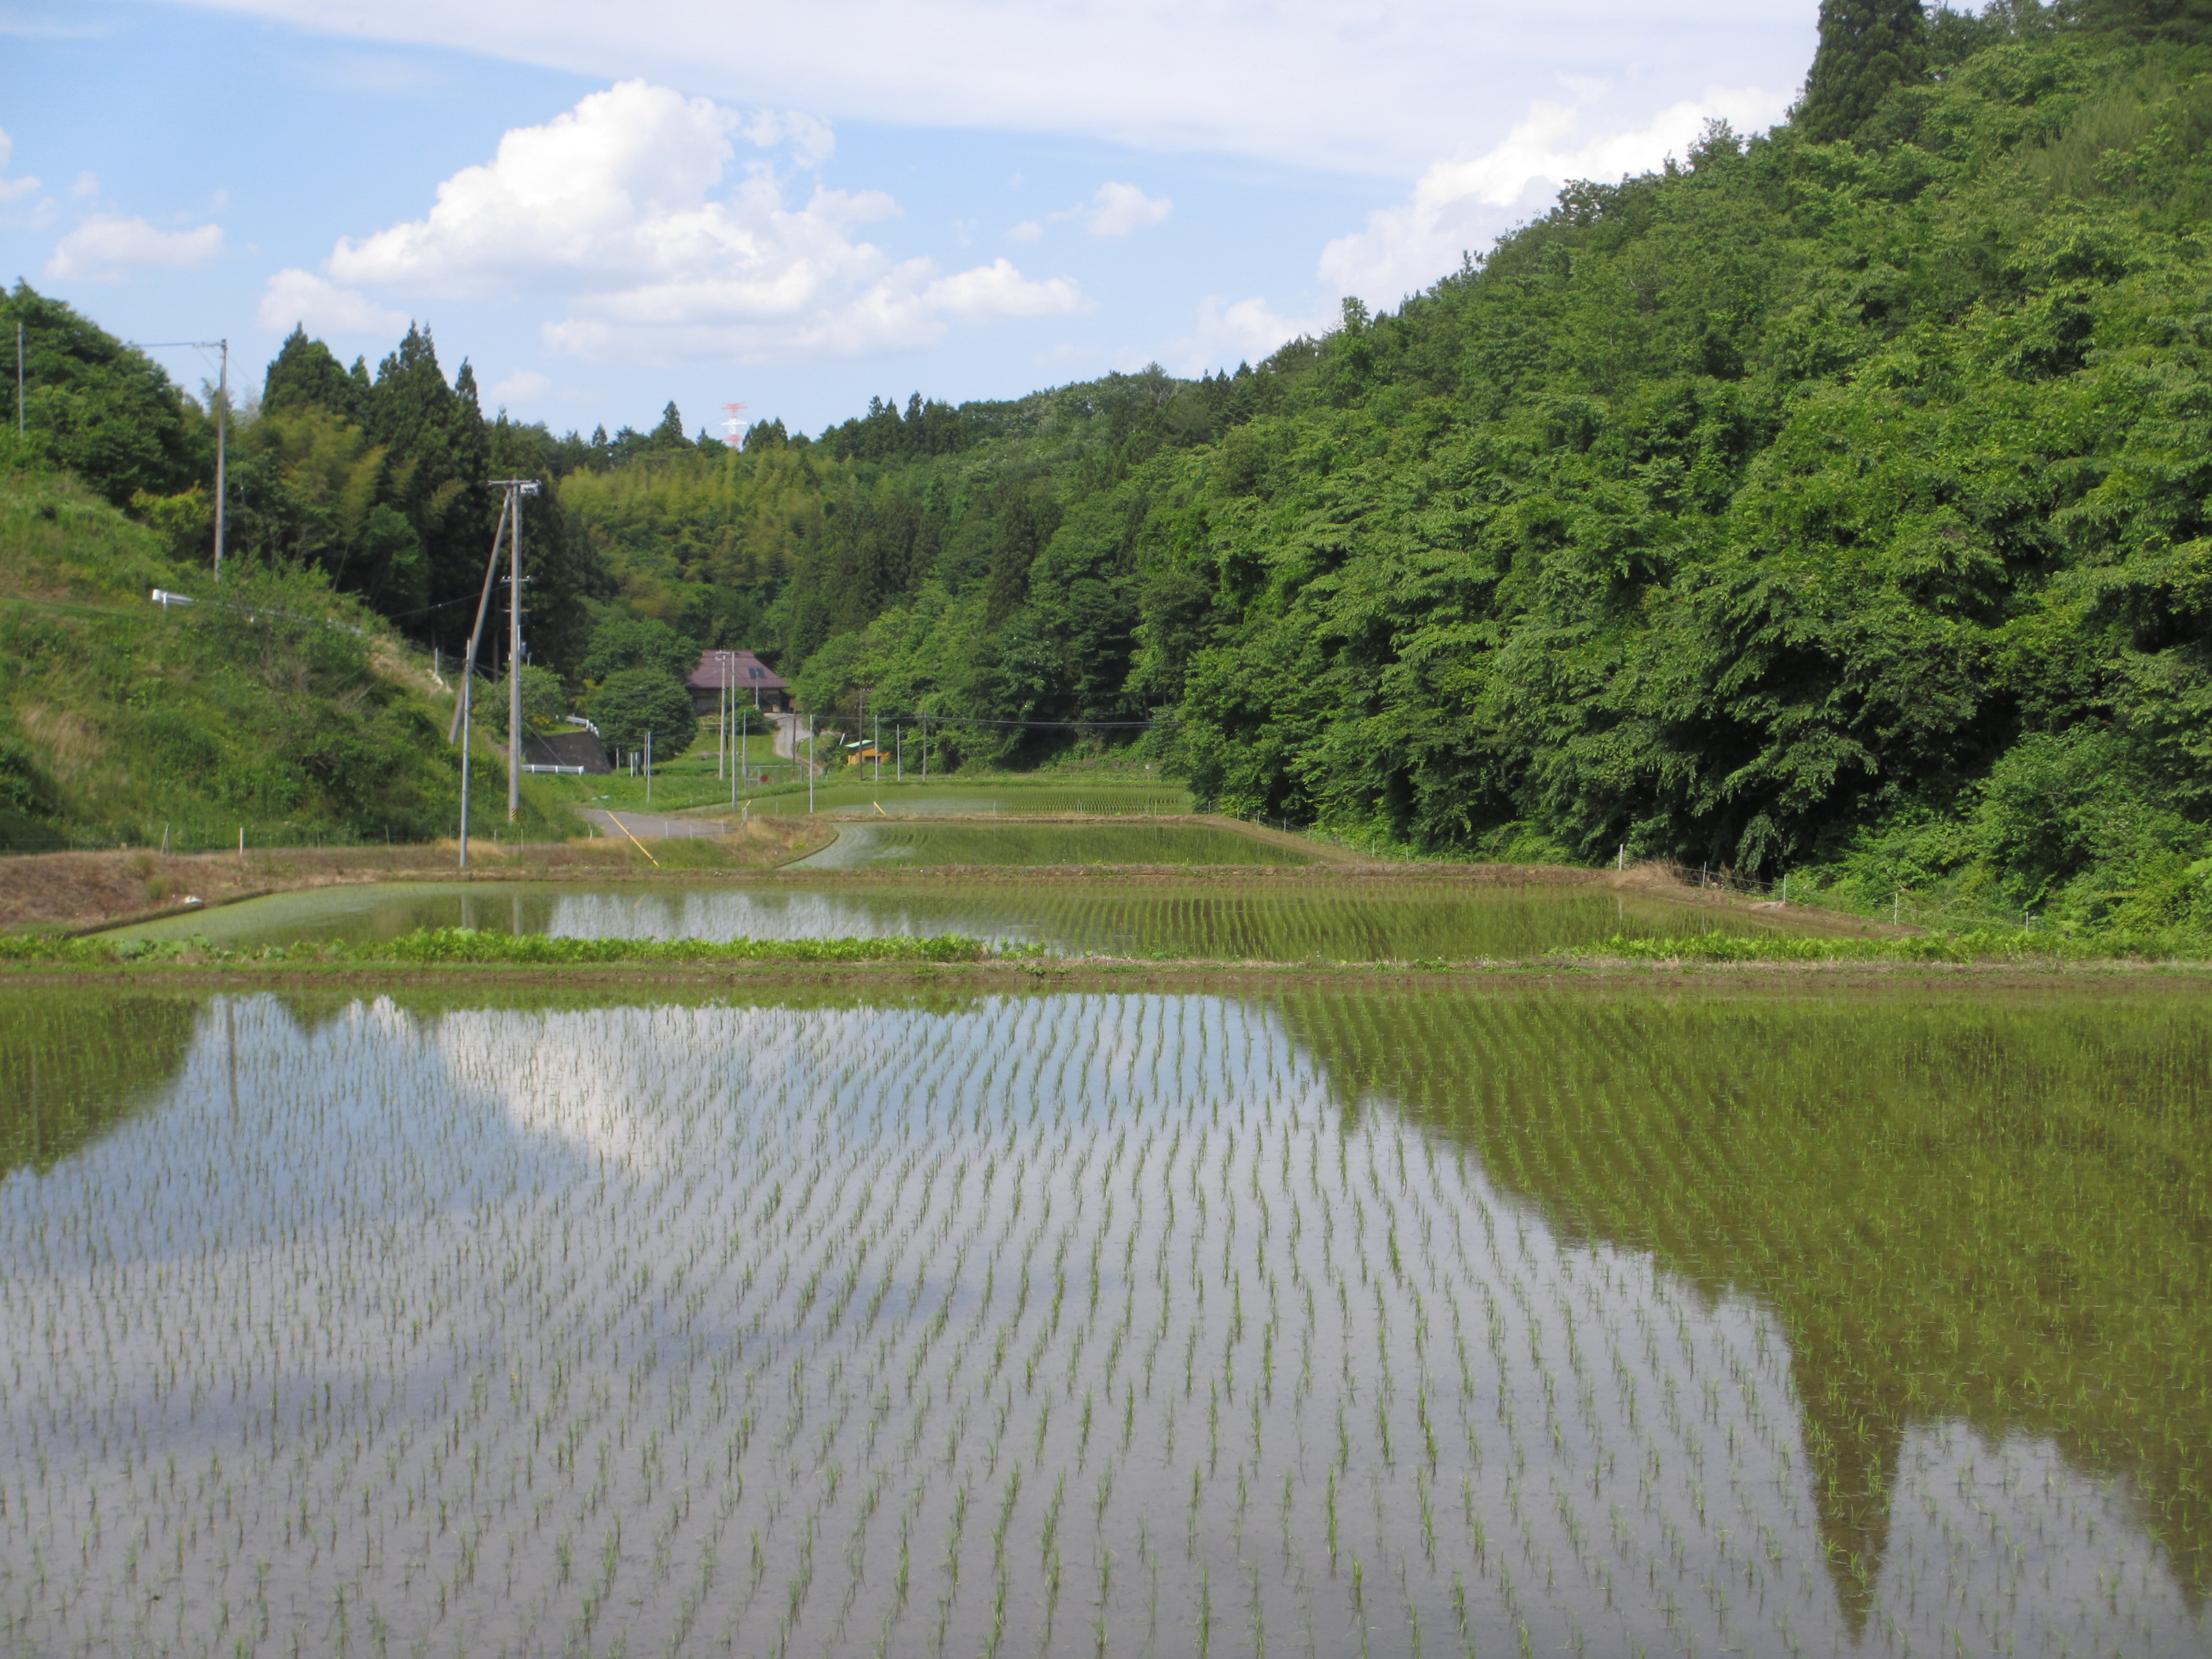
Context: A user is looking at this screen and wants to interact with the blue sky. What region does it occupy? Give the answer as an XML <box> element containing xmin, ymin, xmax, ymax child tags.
<box><xmin>2</xmin><ymin>0</ymin><xmax>1819</xmax><ymax>440</ymax></box>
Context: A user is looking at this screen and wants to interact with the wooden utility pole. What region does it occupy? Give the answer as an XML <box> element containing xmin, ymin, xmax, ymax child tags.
<box><xmin>485</xmin><ymin>480</ymin><xmax>540</xmax><ymax>825</ymax></box>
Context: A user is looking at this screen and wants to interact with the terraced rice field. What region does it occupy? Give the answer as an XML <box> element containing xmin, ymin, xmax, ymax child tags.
<box><xmin>748</xmin><ymin>786</ymin><xmax>1194</xmax><ymax>818</ymax></box>
<box><xmin>104</xmin><ymin>877</ymin><xmax>1783</xmax><ymax>959</ymax></box>
<box><xmin>1</xmin><ymin>983</ymin><xmax>2204</xmax><ymax>1658</ymax></box>
<box><xmin>789</xmin><ymin>822</ymin><xmax>1301</xmax><ymax>869</ymax></box>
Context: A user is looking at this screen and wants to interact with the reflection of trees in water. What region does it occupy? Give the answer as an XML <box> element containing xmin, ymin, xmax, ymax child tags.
<box><xmin>0</xmin><ymin>994</ymin><xmax>203</xmax><ymax>1179</ymax></box>
<box><xmin>1277</xmin><ymin>984</ymin><xmax>2212</xmax><ymax>1630</ymax></box>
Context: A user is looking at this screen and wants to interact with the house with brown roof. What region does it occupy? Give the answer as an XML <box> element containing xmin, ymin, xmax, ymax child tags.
<box><xmin>687</xmin><ymin>649</ymin><xmax>791</xmax><ymax>714</ymax></box>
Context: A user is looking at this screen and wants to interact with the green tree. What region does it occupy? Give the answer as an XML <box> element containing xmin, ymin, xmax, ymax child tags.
<box><xmin>588</xmin><ymin>668</ymin><xmax>698</xmax><ymax>756</ymax></box>
<box><xmin>649</xmin><ymin>401</ymin><xmax>688</xmax><ymax>448</ymax></box>
<box><xmin>262</xmin><ymin>327</ymin><xmax>368</xmax><ymax>422</ymax></box>
<box><xmin>1795</xmin><ymin>0</ymin><xmax>1929</xmax><ymax>142</ymax></box>
<box><xmin>581</xmin><ymin>614</ymin><xmax>698</xmax><ymax>683</ymax></box>
<box><xmin>363</xmin><ymin>324</ymin><xmax>493</xmax><ymax>627</ymax></box>
<box><xmin>0</xmin><ymin>283</ymin><xmax>203</xmax><ymax>506</ymax></box>
<box><xmin>500</xmin><ymin>664</ymin><xmax>569</xmax><ymax>741</ymax></box>
<box><xmin>985</xmin><ymin>486</ymin><xmax>1049</xmax><ymax>626</ymax></box>
<box><xmin>2074</xmin><ymin>0</ymin><xmax>2212</xmax><ymax>40</ymax></box>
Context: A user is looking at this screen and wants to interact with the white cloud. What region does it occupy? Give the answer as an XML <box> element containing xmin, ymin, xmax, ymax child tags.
<box><xmin>486</xmin><ymin>368</ymin><xmax>553</xmax><ymax>407</ymax></box>
<box><xmin>46</xmin><ymin>213</ymin><xmax>224</xmax><ymax>279</ymax></box>
<box><xmin>68</xmin><ymin>170</ymin><xmax>97</xmax><ymax>200</ymax></box>
<box><xmin>258</xmin><ymin>267</ymin><xmax>408</xmax><ymax>335</ymax></box>
<box><xmin>143</xmin><ymin>0</ymin><xmax>1811</xmax><ymax>177</ymax></box>
<box><xmin>737</xmin><ymin>108</ymin><xmax>835</xmax><ymax>168</ymax></box>
<box><xmin>1075</xmin><ymin>181</ymin><xmax>1170</xmax><ymax>236</ymax></box>
<box><xmin>317</xmin><ymin>79</ymin><xmax>1086</xmax><ymax>361</ymax></box>
<box><xmin>1163</xmin><ymin>293</ymin><xmax>1328</xmax><ymax>375</ymax></box>
<box><xmin>1006</xmin><ymin>219</ymin><xmax>1042</xmax><ymax>243</ymax></box>
<box><xmin>0</xmin><ymin>127</ymin><xmax>40</xmax><ymax>202</ymax></box>
<box><xmin>925</xmin><ymin>258</ymin><xmax>1082</xmax><ymax>319</ymax></box>
<box><xmin>1319</xmin><ymin>86</ymin><xmax>1791</xmax><ymax>306</ymax></box>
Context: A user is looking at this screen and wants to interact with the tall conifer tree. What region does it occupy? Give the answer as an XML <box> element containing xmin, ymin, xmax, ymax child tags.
<box><xmin>1796</xmin><ymin>0</ymin><xmax>1929</xmax><ymax>142</ymax></box>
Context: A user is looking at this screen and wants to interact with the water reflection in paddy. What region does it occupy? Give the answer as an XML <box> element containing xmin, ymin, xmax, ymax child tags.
<box><xmin>2</xmin><ymin>982</ymin><xmax>2204</xmax><ymax>1658</ymax></box>
<box><xmin>105</xmin><ymin>876</ymin><xmax>1783</xmax><ymax>959</ymax></box>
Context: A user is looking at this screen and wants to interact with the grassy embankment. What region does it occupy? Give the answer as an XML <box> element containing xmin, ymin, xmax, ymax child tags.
<box><xmin>0</xmin><ymin>814</ymin><xmax>837</xmax><ymax>936</ymax></box>
<box><xmin>0</xmin><ymin>468</ymin><xmax>572</xmax><ymax>853</ymax></box>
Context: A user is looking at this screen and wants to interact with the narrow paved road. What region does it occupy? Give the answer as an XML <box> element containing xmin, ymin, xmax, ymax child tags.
<box><xmin>576</xmin><ymin>808</ymin><xmax>730</xmax><ymax>841</ymax></box>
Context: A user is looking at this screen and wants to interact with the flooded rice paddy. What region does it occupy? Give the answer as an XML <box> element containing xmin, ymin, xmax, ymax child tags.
<box><xmin>105</xmin><ymin>877</ymin><xmax>1780</xmax><ymax>959</ymax></box>
<box><xmin>2</xmin><ymin>982</ymin><xmax>2206</xmax><ymax>1658</ymax></box>
<box><xmin>749</xmin><ymin>787</ymin><xmax>1194</xmax><ymax>819</ymax></box>
<box><xmin>788</xmin><ymin>822</ymin><xmax>1302</xmax><ymax>869</ymax></box>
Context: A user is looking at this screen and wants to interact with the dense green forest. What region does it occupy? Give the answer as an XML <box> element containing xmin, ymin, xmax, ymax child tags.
<box><xmin>9</xmin><ymin>0</ymin><xmax>2212</xmax><ymax>933</ymax></box>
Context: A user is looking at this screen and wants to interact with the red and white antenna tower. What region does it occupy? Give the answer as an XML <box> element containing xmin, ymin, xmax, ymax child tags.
<box><xmin>719</xmin><ymin>401</ymin><xmax>749</xmax><ymax>449</ymax></box>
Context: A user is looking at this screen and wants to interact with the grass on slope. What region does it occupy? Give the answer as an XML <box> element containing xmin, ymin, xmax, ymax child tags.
<box><xmin>0</xmin><ymin>468</ymin><xmax>569</xmax><ymax>851</ymax></box>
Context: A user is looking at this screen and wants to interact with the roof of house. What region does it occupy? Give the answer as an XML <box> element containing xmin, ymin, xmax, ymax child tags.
<box><xmin>686</xmin><ymin>649</ymin><xmax>789</xmax><ymax>691</ymax></box>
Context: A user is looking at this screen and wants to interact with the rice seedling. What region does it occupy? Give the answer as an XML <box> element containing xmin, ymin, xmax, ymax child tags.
<box><xmin>0</xmin><ymin>980</ymin><xmax>2202</xmax><ymax>1657</ymax></box>
<box><xmin>97</xmin><ymin>873</ymin><xmax>1784</xmax><ymax>964</ymax></box>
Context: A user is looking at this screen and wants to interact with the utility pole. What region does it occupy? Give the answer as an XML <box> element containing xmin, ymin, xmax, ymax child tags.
<box><xmin>131</xmin><ymin>339</ymin><xmax>229</xmax><ymax>575</ymax></box>
<box><xmin>459</xmin><ymin>664</ymin><xmax>473</xmax><ymax>870</ymax></box>
<box><xmin>488</xmin><ymin>479</ymin><xmax>540</xmax><ymax>824</ymax></box>
<box><xmin>808</xmin><ymin>711</ymin><xmax>815</xmax><ymax>814</ymax></box>
<box><xmin>14</xmin><ymin>320</ymin><xmax>22</xmax><ymax>437</ymax></box>
<box><xmin>449</xmin><ymin>495</ymin><xmax>511</xmax><ymax>744</ymax></box>
<box><xmin>213</xmin><ymin>339</ymin><xmax>228</xmax><ymax>578</ymax></box>
<box><xmin>453</xmin><ymin>496</ymin><xmax>513</xmax><ymax>868</ymax></box>
<box><xmin>874</xmin><ymin>712</ymin><xmax>881</xmax><ymax>784</ymax></box>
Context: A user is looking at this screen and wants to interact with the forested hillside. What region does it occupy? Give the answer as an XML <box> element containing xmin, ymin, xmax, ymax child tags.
<box><xmin>555</xmin><ymin>2</ymin><xmax>2212</xmax><ymax>932</ymax></box>
<box><xmin>9</xmin><ymin>0</ymin><xmax>2212</xmax><ymax>931</ymax></box>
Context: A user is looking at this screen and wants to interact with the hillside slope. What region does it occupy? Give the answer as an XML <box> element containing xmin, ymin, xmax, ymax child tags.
<box><xmin>0</xmin><ymin>469</ymin><xmax>564</xmax><ymax>851</ymax></box>
<box><xmin>552</xmin><ymin>14</ymin><xmax>2212</xmax><ymax>939</ymax></box>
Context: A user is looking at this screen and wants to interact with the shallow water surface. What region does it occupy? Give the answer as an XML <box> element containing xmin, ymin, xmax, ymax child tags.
<box><xmin>107</xmin><ymin>876</ymin><xmax>1775</xmax><ymax>958</ymax></box>
<box><xmin>789</xmin><ymin>820</ymin><xmax>1306</xmax><ymax>867</ymax></box>
<box><xmin>2</xmin><ymin>983</ymin><xmax>2205</xmax><ymax>1658</ymax></box>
